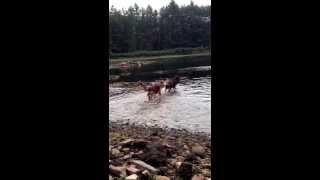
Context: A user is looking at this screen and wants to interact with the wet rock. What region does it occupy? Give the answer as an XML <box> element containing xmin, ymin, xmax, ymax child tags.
<box><xmin>191</xmin><ymin>144</ymin><xmax>205</xmax><ymax>157</ymax></box>
<box><xmin>125</xmin><ymin>174</ymin><xmax>138</xmax><ymax>180</ymax></box>
<box><xmin>129</xmin><ymin>160</ymin><xmax>160</xmax><ymax>174</ymax></box>
<box><xmin>155</xmin><ymin>175</ymin><xmax>170</xmax><ymax>180</ymax></box>
<box><xmin>192</xmin><ymin>174</ymin><xmax>206</xmax><ymax>180</ymax></box>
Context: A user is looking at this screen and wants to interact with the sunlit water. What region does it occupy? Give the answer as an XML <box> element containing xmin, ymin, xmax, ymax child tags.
<box><xmin>109</xmin><ymin>75</ymin><xmax>211</xmax><ymax>134</ymax></box>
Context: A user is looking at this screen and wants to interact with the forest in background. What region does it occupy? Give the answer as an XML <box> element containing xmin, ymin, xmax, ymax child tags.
<box><xmin>107</xmin><ymin>0</ymin><xmax>211</xmax><ymax>55</ymax></box>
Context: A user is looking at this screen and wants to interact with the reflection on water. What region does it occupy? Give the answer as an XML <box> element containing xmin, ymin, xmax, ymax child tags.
<box><xmin>109</xmin><ymin>75</ymin><xmax>211</xmax><ymax>134</ymax></box>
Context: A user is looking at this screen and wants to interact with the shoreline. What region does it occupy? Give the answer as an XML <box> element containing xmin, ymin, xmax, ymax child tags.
<box><xmin>110</xmin><ymin>52</ymin><xmax>210</xmax><ymax>63</ymax></box>
<box><xmin>109</xmin><ymin>122</ymin><xmax>213</xmax><ymax>180</ymax></box>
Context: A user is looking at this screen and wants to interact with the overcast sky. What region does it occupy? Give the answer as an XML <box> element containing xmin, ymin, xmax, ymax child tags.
<box><xmin>109</xmin><ymin>0</ymin><xmax>211</xmax><ymax>10</ymax></box>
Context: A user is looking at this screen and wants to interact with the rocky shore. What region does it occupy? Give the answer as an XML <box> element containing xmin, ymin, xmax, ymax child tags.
<box><xmin>109</xmin><ymin>122</ymin><xmax>213</xmax><ymax>180</ymax></box>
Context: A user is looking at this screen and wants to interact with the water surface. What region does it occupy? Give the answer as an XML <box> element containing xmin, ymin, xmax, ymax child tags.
<box><xmin>109</xmin><ymin>74</ymin><xmax>211</xmax><ymax>134</ymax></box>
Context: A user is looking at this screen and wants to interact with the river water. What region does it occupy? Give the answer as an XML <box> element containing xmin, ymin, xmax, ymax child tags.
<box><xmin>109</xmin><ymin>67</ymin><xmax>212</xmax><ymax>134</ymax></box>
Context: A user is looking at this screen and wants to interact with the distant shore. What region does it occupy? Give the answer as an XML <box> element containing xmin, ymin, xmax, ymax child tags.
<box><xmin>110</xmin><ymin>52</ymin><xmax>210</xmax><ymax>63</ymax></box>
<box><xmin>109</xmin><ymin>47</ymin><xmax>210</xmax><ymax>60</ymax></box>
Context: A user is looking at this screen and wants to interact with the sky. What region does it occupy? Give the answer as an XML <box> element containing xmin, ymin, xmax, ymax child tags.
<box><xmin>109</xmin><ymin>0</ymin><xmax>211</xmax><ymax>11</ymax></box>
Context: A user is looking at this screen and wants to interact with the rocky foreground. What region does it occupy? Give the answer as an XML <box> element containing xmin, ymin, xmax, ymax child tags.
<box><xmin>109</xmin><ymin>123</ymin><xmax>213</xmax><ymax>180</ymax></box>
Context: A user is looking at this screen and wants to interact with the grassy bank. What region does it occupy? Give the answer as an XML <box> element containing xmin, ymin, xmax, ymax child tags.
<box><xmin>109</xmin><ymin>47</ymin><xmax>209</xmax><ymax>60</ymax></box>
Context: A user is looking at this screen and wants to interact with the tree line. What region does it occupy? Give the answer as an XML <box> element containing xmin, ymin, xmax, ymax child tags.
<box><xmin>108</xmin><ymin>0</ymin><xmax>211</xmax><ymax>54</ymax></box>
